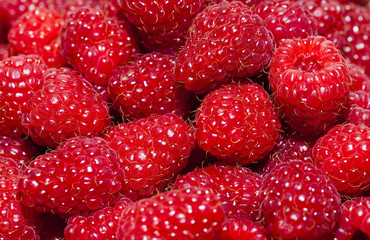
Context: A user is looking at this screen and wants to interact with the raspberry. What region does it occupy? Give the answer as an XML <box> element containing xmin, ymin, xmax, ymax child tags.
<box><xmin>254</xmin><ymin>0</ymin><xmax>318</xmax><ymax>46</ymax></box>
<box><xmin>348</xmin><ymin>62</ymin><xmax>370</xmax><ymax>92</ymax></box>
<box><xmin>118</xmin><ymin>0</ymin><xmax>208</xmax><ymax>53</ymax></box>
<box><xmin>175</xmin><ymin>1</ymin><xmax>274</xmax><ymax>94</ymax></box>
<box><xmin>0</xmin><ymin>54</ymin><xmax>47</xmax><ymax>139</ymax></box>
<box><xmin>0</xmin><ymin>135</ymin><xmax>40</xmax><ymax>166</ymax></box>
<box><xmin>64</xmin><ymin>197</ymin><xmax>132</xmax><ymax>240</ymax></box>
<box><xmin>21</xmin><ymin>67</ymin><xmax>112</xmax><ymax>148</ymax></box>
<box><xmin>219</xmin><ymin>219</ymin><xmax>268</xmax><ymax>240</ymax></box>
<box><xmin>104</xmin><ymin>113</ymin><xmax>195</xmax><ymax>201</ymax></box>
<box><xmin>8</xmin><ymin>8</ymin><xmax>66</xmax><ymax>68</ymax></box>
<box><xmin>0</xmin><ymin>44</ymin><xmax>9</xmax><ymax>60</ymax></box>
<box><xmin>312</xmin><ymin>123</ymin><xmax>370</xmax><ymax>197</ymax></box>
<box><xmin>195</xmin><ymin>82</ymin><xmax>281</xmax><ymax>165</ymax></box>
<box><xmin>18</xmin><ymin>136</ymin><xmax>125</xmax><ymax>217</ymax></box>
<box><xmin>260</xmin><ymin>160</ymin><xmax>342</xmax><ymax>240</ymax></box>
<box><xmin>60</xmin><ymin>6</ymin><xmax>138</xmax><ymax>85</ymax></box>
<box><xmin>269</xmin><ymin>36</ymin><xmax>351</xmax><ymax>135</ymax></box>
<box><xmin>344</xmin><ymin>90</ymin><xmax>370</xmax><ymax>127</ymax></box>
<box><xmin>117</xmin><ymin>187</ymin><xmax>225</xmax><ymax>239</ymax></box>
<box><xmin>173</xmin><ymin>165</ymin><xmax>263</xmax><ymax>220</ymax></box>
<box><xmin>108</xmin><ymin>52</ymin><xmax>194</xmax><ymax>121</ymax></box>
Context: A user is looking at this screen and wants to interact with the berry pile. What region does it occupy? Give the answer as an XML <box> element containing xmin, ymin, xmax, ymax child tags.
<box><xmin>0</xmin><ymin>0</ymin><xmax>369</xmax><ymax>239</ymax></box>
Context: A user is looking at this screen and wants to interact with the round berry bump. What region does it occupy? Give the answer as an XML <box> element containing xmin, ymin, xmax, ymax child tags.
<box><xmin>173</xmin><ymin>165</ymin><xmax>263</xmax><ymax>221</ymax></box>
<box><xmin>0</xmin><ymin>135</ymin><xmax>40</xmax><ymax>166</ymax></box>
<box><xmin>60</xmin><ymin>6</ymin><xmax>138</xmax><ymax>86</ymax></box>
<box><xmin>260</xmin><ymin>160</ymin><xmax>342</xmax><ymax>240</ymax></box>
<box><xmin>219</xmin><ymin>219</ymin><xmax>268</xmax><ymax>240</ymax></box>
<box><xmin>175</xmin><ymin>1</ymin><xmax>275</xmax><ymax>94</ymax></box>
<box><xmin>104</xmin><ymin>113</ymin><xmax>196</xmax><ymax>201</ymax></box>
<box><xmin>195</xmin><ymin>82</ymin><xmax>281</xmax><ymax>165</ymax></box>
<box><xmin>8</xmin><ymin>7</ymin><xmax>66</xmax><ymax>68</ymax></box>
<box><xmin>117</xmin><ymin>187</ymin><xmax>225</xmax><ymax>239</ymax></box>
<box><xmin>18</xmin><ymin>136</ymin><xmax>125</xmax><ymax>217</ymax></box>
<box><xmin>21</xmin><ymin>67</ymin><xmax>112</xmax><ymax>148</ymax></box>
<box><xmin>0</xmin><ymin>54</ymin><xmax>47</xmax><ymax>139</ymax></box>
<box><xmin>344</xmin><ymin>90</ymin><xmax>370</xmax><ymax>127</ymax></box>
<box><xmin>108</xmin><ymin>52</ymin><xmax>194</xmax><ymax>121</ymax></box>
<box><xmin>269</xmin><ymin>36</ymin><xmax>351</xmax><ymax>136</ymax></box>
<box><xmin>312</xmin><ymin>123</ymin><xmax>370</xmax><ymax>197</ymax></box>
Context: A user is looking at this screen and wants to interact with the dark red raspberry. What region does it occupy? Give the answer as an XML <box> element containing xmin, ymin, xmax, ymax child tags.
<box><xmin>8</xmin><ymin>8</ymin><xmax>66</xmax><ymax>68</ymax></box>
<box><xmin>195</xmin><ymin>82</ymin><xmax>281</xmax><ymax>165</ymax></box>
<box><xmin>219</xmin><ymin>219</ymin><xmax>268</xmax><ymax>240</ymax></box>
<box><xmin>175</xmin><ymin>1</ymin><xmax>274</xmax><ymax>94</ymax></box>
<box><xmin>104</xmin><ymin>113</ymin><xmax>196</xmax><ymax>201</ymax></box>
<box><xmin>254</xmin><ymin>0</ymin><xmax>318</xmax><ymax>46</ymax></box>
<box><xmin>260</xmin><ymin>160</ymin><xmax>342</xmax><ymax>240</ymax></box>
<box><xmin>21</xmin><ymin>67</ymin><xmax>112</xmax><ymax>148</ymax></box>
<box><xmin>173</xmin><ymin>165</ymin><xmax>263</xmax><ymax>221</ymax></box>
<box><xmin>108</xmin><ymin>52</ymin><xmax>194</xmax><ymax>121</ymax></box>
<box><xmin>117</xmin><ymin>187</ymin><xmax>225</xmax><ymax>239</ymax></box>
<box><xmin>344</xmin><ymin>90</ymin><xmax>370</xmax><ymax>127</ymax></box>
<box><xmin>118</xmin><ymin>0</ymin><xmax>208</xmax><ymax>54</ymax></box>
<box><xmin>18</xmin><ymin>136</ymin><xmax>125</xmax><ymax>217</ymax></box>
<box><xmin>64</xmin><ymin>197</ymin><xmax>132</xmax><ymax>240</ymax></box>
<box><xmin>312</xmin><ymin>123</ymin><xmax>370</xmax><ymax>197</ymax></box>
<box><xmin>0</xmin><ymin>54</ymin><xmax>47</xmax><ymax>139</ymax></box>
<box><xmin>0</xmin><ymin>135</ymin><xmax>40</xmax><ymax>166</ymax></box>
<box><xmin>60</xmin><ymin>6</ymin><xmax>138</xmax><ymax>86</ymax></box>
<box><xmin>269</xmin><ymin>36</ymin><xmax>351</xmax><ymax>135</ymax></box>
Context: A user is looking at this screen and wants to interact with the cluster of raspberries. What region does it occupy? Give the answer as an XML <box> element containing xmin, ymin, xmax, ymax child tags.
<box><xmin>0</xmin><ymin>0</ymin><xmax>369</xmax><ymax>239</ymax></box>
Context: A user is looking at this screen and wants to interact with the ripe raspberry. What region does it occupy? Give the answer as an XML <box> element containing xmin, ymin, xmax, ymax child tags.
<box><xmin>60</xmin><ymin>6</ymin><xmax>138</xmax><ymax>85</ymax></box>
<box><xmin>64</xmin><ymin>197</ymin><xmax>132</xmax><ymax>240</ymax></box>
<box><xmin>174</xmin><ymin>165</ymin><xmax>263</xmax><ymax>220</ymax></box>
<box><xmin>344</xmin><ymin>90</ymin><xmax>370</xmax><ymax>127</ymax></box>
<box><xmin>175</xmin><ymin>1</ymin><xmax>274</xmax><ymax>94</ymax></box>
<box><xmin>269</xmin><ymin>36</ymin><xmax>351</xmax><ymax>135</ymax></box>
<box><xmin>348</xmin><ymin>62</ymin><xmax>370</xmax><ymax>92</ymax></box>
<box><xmin>118</xmin><ymin>0</ymin><xmax>208</xmax><ymax>54</ymax></box>
<box><xmin>108</xmin><ymin>52</ymin><xmax>194</xmax><ymax>121</ymax></box>
<box><xmin>195</xmin><ymin>82</ymin><xmax>281</xmax><ymax>165</ymax></box>
<box><xmin>0</xmin><ymin>54</ymin><xmax>47</xmax><ymax>139</ymax></box>
<box><xmin>0</xmin><ymin>44</ymin><xmax>9</xmax><ymax>60</ymax></box>
<box><xmin>254</xmin><ymin>0</ymin><xmax>318</xmax><ymax>46</ymax></box>
<box><xmin>0</xmin><ymin>135</ymin><xmax>40</xmax><ymax>166</ymax></box>
<box><xmin>104</xmin><ymin>113</ymin><xmax>196</xmax><ymax>200</ymax></box>
<box><xmin>18</xmin><ymin>136</ymin><xmax>125</xmax><ymax>217</ymax></box>
<box><xmin>312</xmin><ymin>123</ymin><xmax>370</xmax><ymax>197</ymax></box>
<box><xmin>8</xmin><ymin>8</ymin><xmax>66</xmax><ymax>68</ymax></box>
<box><xmin>21</xmin><ymin>67</ymin><xmax>111</xmax><ymax>148</ymax></box>
<box><xmin>117</xmin><ymin>187</ymin><xmax>225</xmax><ymax>239</ymax></box>
<box><xmin>219</xmin><ymin>219</ymin><xmax>268</xmax><ymax>240</ymax></box>
<box><xmin>260</xmin><ymin>160</ymin><xmax>342</xmax><ymax>240</ymax></box>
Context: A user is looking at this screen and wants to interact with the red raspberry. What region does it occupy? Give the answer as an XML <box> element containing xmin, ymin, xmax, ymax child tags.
<box><xmin>0</xmin><ymin>54</ymin><xmax>47</xmax><ymax>139</ymax></box>
<box><xmin>118</xmin><ymin>0</ymin><xmax>208</xmax><ymax>54</ymax></box>
<box><xmin>64</xmin><ymin>197</ymin><xmax>132</xmax><ymax>240</ymax></box>
<box><xmin>108</xmin><ymin>52</ymin><xmax>194</xmax><ymax>121</ymax></box>
<box><xmin>8</xmin><ymin>8</ymin><xmax>66</xmax><ymax>68</ymax></box>
<box><xmin>312</xmin><ymin>123</ymin><xmax>370</xmax><ymax>197</ymax></box>
<box><xmin>21</xmin><ymin>67</ymin><xmax>112</xmax><ymax>148</ymax></box>
<box><xmin>269</xmin><ymin>36</ymin><xmax>351</xmax><ymax>135</ymax></box>
<box><xmin>0</xmin><ymin>44</ymin><xmax>9</xmax><ymax>60</ymax></box>
<box><xmin>260</xmin><ymin>160</ymin><xmax>342</xmax><ymax>240</ymax></box>
<box><xmin>173</xmin><ymin>165</ymin><xmax>263</xmax><ymax>221</ymax></box>
<box><xmin>175</xmin><ymin>1</ymin><xmax>274</xmax><ymax>94</ymax></box>
<box><xmin>219</xmin><ymin>219</ymin><xmax>268</xmax><ymax>240</ymax></box>
<box><xmin>60</xmin><ymin>6</ymin><xmax>138</xmax><ymax>86</ymax></box>
<box><xmin>348</xmin><ymin>62</ymin><xmax>370</xmax><ymax>92</ymax></box>
<box><xmin>254</xmin><ymin>0</ymin><xmax>318</xmax><ymax>46</ymax></box>
<box><xmin>195</xmin><ymin>82</ymin><xmax>281</xmax><ymax>165</ymax></box>
<box><xmin>104</xmin><ymin>113</ymin><xmax>196</xmax><ymax>201</ymax></box>
<box><xmin>117</xmin><ymin>187</ymin><xmax>225</xmax><ymax>239</ymax></box>
<box><xmin>18</xmin><ymin>136</ymin><xmax>125</xmax><ymax>217</ymax></box>
<box><xmin>0</xmin><ymin>135</ymin><xmax>40</xmax><ymax>166</ymax></box>
<box><xmin>344</xmin><ymin>90</ymin><xmax>370</xmax><ymax>127</ymax></box>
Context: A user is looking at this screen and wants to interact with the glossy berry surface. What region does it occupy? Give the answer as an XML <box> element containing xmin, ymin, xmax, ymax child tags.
<box><xmin>0</xmin><ymin>135</ymin><xmax>40</xmax><ymax>166</ymax></box>
<box><xmin>117</xmin><ymin>187</ymin><xmax>225</xmax><ymax>239</ymax></box>
<box><xmin>195</xmin><ymin>82</ymin><xmax>281</xmax><ymax>165</ymax></box>
<box><xmin>18</xmin><ymin>136</ymin><xmax>125</xmax><ymax>217</ymax></box>
<box><xmin>219</xmin><ymin>219</ymin><xmax>268</xmax><ymax>240</ymax></box>
<box><xmin>104</xmin><ymin>113</ymin><xmax>195</xmax><ymax>200</ymax></box>
<box><xmin>21</xmin><ymin>67</ymin><xmax>111</xmax><ymax>148</ymax></box>
<box><xmin>269</xmin><ymin>36</ymin><xmax>350</xmax><ymax>135</ymax></box>
<box><xmin>313</xmin><ymin>123</ymin><xmax>370</xmax><ymax>197</ymax></box>
<box><xmin>175</xmin><ymin>1</ymin><xmax>274</xmax><ymax>94</ymax></box>
<box><xmin>174</xmin><ymin>165</ymin><xmax>263</xmax><ymax>220</ymax></box>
